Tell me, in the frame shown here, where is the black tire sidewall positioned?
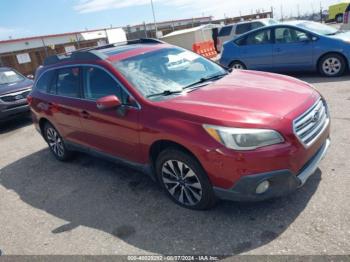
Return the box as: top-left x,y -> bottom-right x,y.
319,54 -> 346,77
230,61 -> 246,70
336,14 -> 343,23
44,122 -> 71,161
155,149 -> 216,210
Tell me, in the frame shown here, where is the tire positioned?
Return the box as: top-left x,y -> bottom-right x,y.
229,61 -> 246,70
155,149 -> 217,210
318,53 -> 347,77
43,122 -> 73,161
336,14 -> 343,23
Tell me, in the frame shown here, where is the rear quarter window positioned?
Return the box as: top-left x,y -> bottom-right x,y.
234,37 -> 247,46
219,26 -> 233,37
35,70 -> 55,93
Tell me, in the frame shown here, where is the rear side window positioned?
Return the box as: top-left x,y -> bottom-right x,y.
218,26 -> 233,37
235,23 -> 252,35
245,29 -> 272,45
35,70 -> 55,92
56,67 -> 80,98
235,37 -> 247,46
83,67 -> 122,101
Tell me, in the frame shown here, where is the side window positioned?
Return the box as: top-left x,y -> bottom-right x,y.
235,23 -> 252,35
275,27 -> 310,44
83,67 -> 122,101
35,70 -> 55,93
235,37 -> 247,46
218,26 -> 233,37
56,67 -> 80,98
251,22 -> 264,30
245,29 -> 272,45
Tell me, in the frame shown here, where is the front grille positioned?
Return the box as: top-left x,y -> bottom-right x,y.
0,90 -> 31,103
293,99 -> 329,147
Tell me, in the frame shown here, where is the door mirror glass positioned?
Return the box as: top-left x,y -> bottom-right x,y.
96,95 -> 121,110
299,35 -> 310,42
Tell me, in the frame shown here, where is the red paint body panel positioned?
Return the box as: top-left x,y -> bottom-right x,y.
30,46 -> 330,191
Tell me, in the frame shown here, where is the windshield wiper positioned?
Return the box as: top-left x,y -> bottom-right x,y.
146,89 -> 183,98
183,73 -> 228,90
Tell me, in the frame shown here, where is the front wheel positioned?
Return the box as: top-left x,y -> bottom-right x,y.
156,149 -> 217,210
319,54 -> 347,77
44,122 -> 73,161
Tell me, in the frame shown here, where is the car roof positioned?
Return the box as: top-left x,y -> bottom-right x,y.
43,38 -> 168,67
224,18 -> 275,27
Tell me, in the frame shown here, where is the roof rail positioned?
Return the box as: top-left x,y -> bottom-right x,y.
43,50 -> 107,66
43,38 -> 164,66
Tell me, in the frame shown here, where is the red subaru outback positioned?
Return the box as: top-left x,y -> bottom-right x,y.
28,39 -> 330,209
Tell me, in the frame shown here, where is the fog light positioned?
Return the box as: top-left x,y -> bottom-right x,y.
256,180 -> 270,194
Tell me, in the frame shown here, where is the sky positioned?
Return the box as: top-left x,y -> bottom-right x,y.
0,0 -> 344,40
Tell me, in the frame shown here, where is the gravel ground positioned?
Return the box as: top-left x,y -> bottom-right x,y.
0,73 -> 349,256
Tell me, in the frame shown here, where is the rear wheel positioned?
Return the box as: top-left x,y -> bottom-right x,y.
156,149 -> 216,210
229,61 -> 246,70
336,14 -> 344,23
44,122 -> 72,161
319,54 -> 346,77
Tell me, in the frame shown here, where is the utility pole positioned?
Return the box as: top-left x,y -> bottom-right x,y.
150,0 -> 158,38
297,4 -> 300,19
320,1 -> 323,23
280,5 -> 284,22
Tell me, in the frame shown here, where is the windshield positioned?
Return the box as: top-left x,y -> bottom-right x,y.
113,47 -> 226,99
295,21 -> 338,35
0,69 -> 25,85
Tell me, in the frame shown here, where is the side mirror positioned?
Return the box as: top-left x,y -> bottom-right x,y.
299,35 -> 310,42
96,95 -> 121,110
27,74 -> 34,80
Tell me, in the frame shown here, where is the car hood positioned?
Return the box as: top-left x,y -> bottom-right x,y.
156,70 -> 320,128
0,78 -> 33,96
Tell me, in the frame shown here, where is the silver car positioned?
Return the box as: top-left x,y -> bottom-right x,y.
217,18 -> 278,52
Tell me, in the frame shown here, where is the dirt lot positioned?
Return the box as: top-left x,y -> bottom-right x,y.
0,73 -> 350,256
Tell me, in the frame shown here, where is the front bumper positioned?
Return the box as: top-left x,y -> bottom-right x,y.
214,139 -> 330,202
0,104 -> 30,121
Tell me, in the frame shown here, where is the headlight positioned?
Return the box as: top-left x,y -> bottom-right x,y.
203,124 -> 284,151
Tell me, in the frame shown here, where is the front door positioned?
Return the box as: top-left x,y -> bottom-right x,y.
78,65 -> 141,163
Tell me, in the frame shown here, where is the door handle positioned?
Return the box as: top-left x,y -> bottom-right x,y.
80,110 -> 90,119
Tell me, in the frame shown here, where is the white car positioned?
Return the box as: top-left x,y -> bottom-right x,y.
216,18 -> 278,52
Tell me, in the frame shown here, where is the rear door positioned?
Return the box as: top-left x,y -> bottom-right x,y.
78,65 -> 141,163
236,28 -> 273,70
272,26 -> 315,71
37,66 -> 85,144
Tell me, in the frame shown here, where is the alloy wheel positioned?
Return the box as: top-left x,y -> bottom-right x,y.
46,127 -> 65,158
322,57 -> 342,76
161,160 -> 203,206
